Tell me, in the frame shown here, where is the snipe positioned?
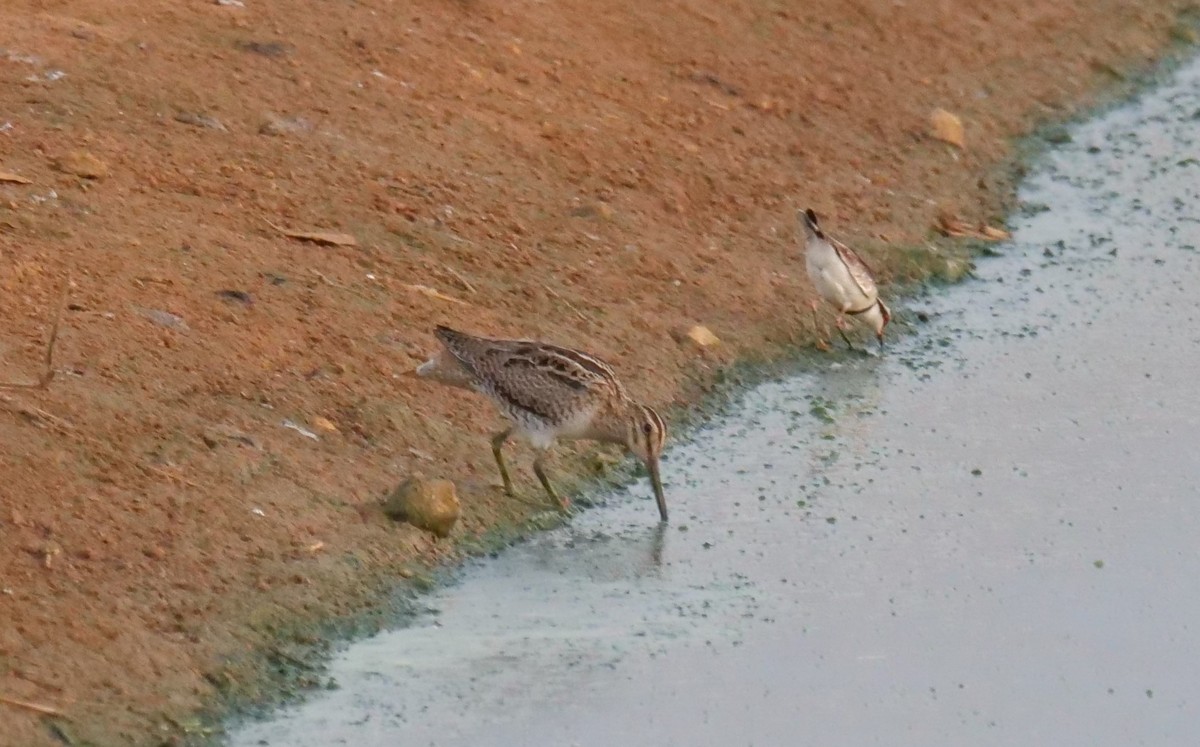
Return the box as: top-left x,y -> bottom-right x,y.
415,326 -> 669,522
800,208 -> 892,350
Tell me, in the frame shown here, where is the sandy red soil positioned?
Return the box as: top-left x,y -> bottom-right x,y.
0,0 -> 1191,743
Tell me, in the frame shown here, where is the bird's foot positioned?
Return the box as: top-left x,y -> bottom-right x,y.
507,492 -> 551,510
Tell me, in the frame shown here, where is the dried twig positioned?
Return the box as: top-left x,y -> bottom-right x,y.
541,283 -> 590,323
0,694 -> 69,719
936,215 -> 1011,241
0,275 -> 69,391
401,284 -> 469,306
0,394 -> 75,432
310,269 -> 373,302
141,464 -> 200,488
265,220 -> 357,247
440,264 -> 476,294
310,269 -> 347,290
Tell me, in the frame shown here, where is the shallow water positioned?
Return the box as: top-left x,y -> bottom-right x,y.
231,56 -> 1200,746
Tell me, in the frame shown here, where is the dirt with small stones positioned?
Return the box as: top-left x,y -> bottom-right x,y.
0,0 -> 1192,744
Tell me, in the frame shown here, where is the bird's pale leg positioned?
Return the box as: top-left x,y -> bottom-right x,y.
809,299 -> 831,350
491,428 -> 515,496
835,315 -> 855,350
532,450 -> 570,513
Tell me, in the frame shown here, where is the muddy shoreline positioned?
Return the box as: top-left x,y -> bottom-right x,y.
235,52 -> 1200,743
227,38 -> 1200,739
0,1 -> 1197,744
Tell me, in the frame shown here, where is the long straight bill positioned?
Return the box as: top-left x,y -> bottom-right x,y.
649,457 -> 668,522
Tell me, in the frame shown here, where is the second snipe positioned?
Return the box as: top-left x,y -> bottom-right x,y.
415,325 -> 670,522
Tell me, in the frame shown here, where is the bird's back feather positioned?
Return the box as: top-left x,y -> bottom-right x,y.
830,238 -> 879,299
433,326 -> 626,429
800,209 -> 879,302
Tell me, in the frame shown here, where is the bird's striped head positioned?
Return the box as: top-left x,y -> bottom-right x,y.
877,299 -> 892,339
625,404 -> 668,522
625,404 -> 666,463
799,208 -> 825,241
864,299 -> 892,348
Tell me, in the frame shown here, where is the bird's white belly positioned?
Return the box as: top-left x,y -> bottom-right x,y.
808,254 -> 869,312
512,405 -> 598,450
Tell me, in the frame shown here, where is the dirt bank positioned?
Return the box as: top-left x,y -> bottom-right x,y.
0,0 -> 1193,744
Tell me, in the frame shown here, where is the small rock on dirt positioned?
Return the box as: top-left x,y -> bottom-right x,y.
310,416 -> 337,433
383,474 -> 460,538
215,289 -> 253,305
174,112 -> 228,132
671,324 -> 720,348
54,151 -> 108,179
936,257 -> 974,282
585,450 -> 621,474
133,306 -> 188,330
569,202 -> 614,220
236,40 -> 291,58
259,114 -> 313,137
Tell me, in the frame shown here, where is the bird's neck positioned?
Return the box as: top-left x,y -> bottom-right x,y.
588,400 -> 632,445
856,303 -> 885,334
807,237 -> 836,259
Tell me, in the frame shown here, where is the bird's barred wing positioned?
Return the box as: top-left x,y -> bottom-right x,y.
435,326 -> 623,422
831,238 -> 879,298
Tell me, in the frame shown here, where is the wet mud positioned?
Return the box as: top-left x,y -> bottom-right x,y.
231,51 -> 1200,747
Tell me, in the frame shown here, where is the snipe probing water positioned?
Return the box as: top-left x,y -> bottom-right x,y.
415,326 -> 669,522
800,208 -> 891,349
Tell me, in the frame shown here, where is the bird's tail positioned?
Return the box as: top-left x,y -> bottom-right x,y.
800,208 -> 824,240
413,357 -> 438,377
412,339 -> 477,390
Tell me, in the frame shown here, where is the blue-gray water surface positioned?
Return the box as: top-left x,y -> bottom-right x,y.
231,56 -> 1200,746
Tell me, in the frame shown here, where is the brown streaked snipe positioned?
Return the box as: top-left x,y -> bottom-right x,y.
414,325 -> 669,522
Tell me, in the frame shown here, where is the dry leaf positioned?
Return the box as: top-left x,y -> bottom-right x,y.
936,218 -> 973,237
401,283 -> 468,305
936,216 -> 1010,241
55,151 -> 108,179
0,171 -> 32,185
753,96 -> 776,112
930,108 -> 965,149
672,324 -> 720,348
686,325 -> 720,347
0,695 -> 67,718
267,221 -> 357,247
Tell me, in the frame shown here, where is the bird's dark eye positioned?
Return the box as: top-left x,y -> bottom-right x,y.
642,422 -> 653,435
